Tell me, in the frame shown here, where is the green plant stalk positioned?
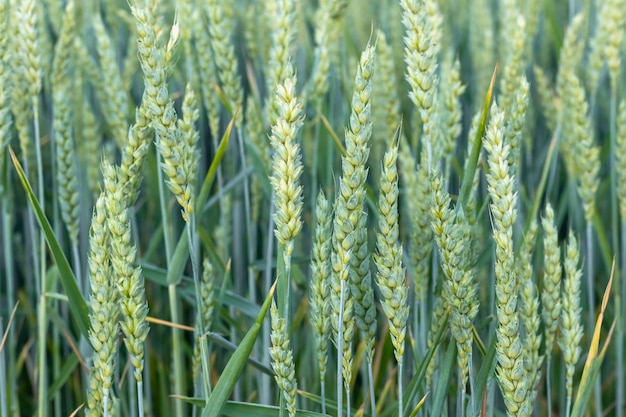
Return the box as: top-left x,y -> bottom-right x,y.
336,278 -> 346,417
262,200 -> 275,405
368,362 -> 376,417
33,95 -> 48,417
276,244 -> 290,322
398,363 -> 404,417
187,212 -> 211,391
618,220 -> 625,417
1,156 -> 16,416
200,333 -> 212,398
547,358 -> 554,417
155,134 -> 183,416
586,221 -> 595,343
37,291 -> 47,417
0,319 -> 6,417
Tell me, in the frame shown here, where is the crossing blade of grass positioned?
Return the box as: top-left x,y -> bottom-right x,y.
46,353 -> 79,401
8,147 -> 90,340
431,341 -> 456,415
473,330 -> 497,408
458,63 -> 497,210
201,281 -> 277,417
571,264 -> 616,417
178,398 -> 331,417
222,401 -> 331,417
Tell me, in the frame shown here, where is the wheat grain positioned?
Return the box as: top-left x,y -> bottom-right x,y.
269,66 -> 305,268
430,172 -> 478,389
93,13 -> 128,148
205,0 -> 243,126
559,231 -> 583,417
309,190 -> 332,412
265,0 -> 297,126
484,101 -> 529,417
85,193 -> 119,417
270,300 -> 298,417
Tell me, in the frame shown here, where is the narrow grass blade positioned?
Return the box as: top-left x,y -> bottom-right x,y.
46,353 -> 79,401
430,341 -> 456,415
201,282 -> 277,417
222,401 -> 331,417
8,147 -> 90,340
178,398 -> 330,417
458,63 -> 498,210
197,113 -> 235,214
474,330 -> 497,405
571,263 -> 616,417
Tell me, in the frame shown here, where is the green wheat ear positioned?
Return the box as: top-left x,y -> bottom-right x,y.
270,299 -> 298,417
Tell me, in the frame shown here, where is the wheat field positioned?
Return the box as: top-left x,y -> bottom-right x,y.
0,0 -> 624,416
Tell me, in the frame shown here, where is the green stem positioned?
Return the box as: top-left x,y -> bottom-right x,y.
547,358 -> 553,417
2,157 -> 17,416
276,244 -> 289,322
137,381 -> 144,417
337,279 -> 346,417
155,133 -> 182,415
37,292 -> 47,417
33,95 -> 47,417
398,362 -> 403,417
368,361 -> 377,417
618,220 -> 625,417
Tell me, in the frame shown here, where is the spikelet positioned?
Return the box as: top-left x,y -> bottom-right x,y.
504,76 -> 529,178
399,143 -> 432,302
401,0 -> 442,160
85,193 -> 119,417
330,43 -> 375,400
102,161 -> 149,383
10,0 -> 41,173
566,72 -> 600,223
205,0 -> 243,126
0,6 -> 10,172
559,232 -> 583,415
516,221 -> 543,407
270,300 -> 298,417
532,66 -> 557,132
265,0 -> 297,126
192,9 -> 221,140
82,101 -> 102,199
484,101 -> 529,417
430,172 -> 478,389
308,0 -> 349,105
161,84 -> 200,221
93,13 -> 128,148
192,257 -> 216,382
499,12 -> 526,118
309,190 -> 333,385
375,144 -> 409,365
438,54 -> 465,168
52,0 -> 79,246
469,0 -> 495,105
269,66 -> 305,268
587,0 -> 626,93
541,204 -> 562,358
372,30 -> 401,177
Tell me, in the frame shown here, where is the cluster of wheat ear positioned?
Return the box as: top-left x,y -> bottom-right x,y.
0,1 -> 623,417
